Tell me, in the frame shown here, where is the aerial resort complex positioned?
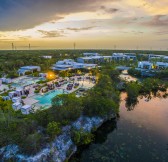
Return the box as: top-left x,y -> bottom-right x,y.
1,51 -> 160,115
0,50 -> 168,162
1,53 -> 99,113
0,0 -> 168,162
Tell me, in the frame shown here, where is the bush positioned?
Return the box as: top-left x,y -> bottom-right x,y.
71,129 -> 94,146
20,132 -> 45,155
21,96 -> 27,99
34,89 -> 40,93
50,94 -> 83,123
128,68 -> 141,77
83,96 -> 118,117
6,72 -> 19,79
37,80 -> 48,84
126,82 -> 141,99
47,122 -> 61,140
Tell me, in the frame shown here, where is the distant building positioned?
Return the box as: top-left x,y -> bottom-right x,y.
112,53 -> 125,61
112,53 -> 137,61
0,78 -> 12,84
124,53 -> 136,56
148,54 -> 165,60
52,59 -> 97,71
138,61 -> 153,70
42,56 -> 52,59
83,53 -> 100,57
164,56 -> 168,62
77,57 -> 93,64
18,66 -> 41,76
156,62 -> 168,69
77,56 -> 104,64
138,61 -> 168,70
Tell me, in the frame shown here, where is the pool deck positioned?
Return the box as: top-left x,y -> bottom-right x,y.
0,85 -> 9,93
23,97 -> 38,105
11,76 -> 42,88
22,74 -> 96,111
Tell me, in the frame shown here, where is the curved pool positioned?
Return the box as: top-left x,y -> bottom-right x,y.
34,89 -> 63,105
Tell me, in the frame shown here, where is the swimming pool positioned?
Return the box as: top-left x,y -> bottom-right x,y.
34,89 -> 63,105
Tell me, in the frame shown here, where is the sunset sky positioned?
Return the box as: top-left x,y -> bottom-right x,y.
0,0 -> 168,50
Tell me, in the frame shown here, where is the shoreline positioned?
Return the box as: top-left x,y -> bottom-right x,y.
0,114 -> 117,162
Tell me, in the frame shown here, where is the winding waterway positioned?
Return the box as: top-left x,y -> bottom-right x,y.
70,93 -> 168,162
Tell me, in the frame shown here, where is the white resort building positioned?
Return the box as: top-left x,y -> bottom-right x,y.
42,56 -> 52,59
138,61 -> 154,70
77,52 -> 113,64
83,53 -> 100,57
21,105 -> 32,115
18,66 -> 41,76
112,53 -> 137,61
138,61 -> 168,70
0,78 -> 12,84
156,62 -> 168,69
52,59 -> 97,71
77,56 -> 104,64
148,54 -> 164,60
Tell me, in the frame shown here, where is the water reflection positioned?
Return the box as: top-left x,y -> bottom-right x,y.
125,97 -> 139,111
71,93 -> 168,162
125,90 -> 168,111
69,119 -> 118,162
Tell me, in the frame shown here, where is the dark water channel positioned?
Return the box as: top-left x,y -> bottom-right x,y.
70,93 -> 168,162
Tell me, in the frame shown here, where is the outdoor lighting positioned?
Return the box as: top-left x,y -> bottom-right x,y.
47,72 -> 55,79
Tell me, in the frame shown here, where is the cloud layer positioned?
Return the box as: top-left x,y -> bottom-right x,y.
0,0 -> 113,31
0,0 -> 168,50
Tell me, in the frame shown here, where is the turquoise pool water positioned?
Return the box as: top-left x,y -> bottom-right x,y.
34,89 -> 63,105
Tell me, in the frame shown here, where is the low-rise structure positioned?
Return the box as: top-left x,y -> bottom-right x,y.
138,61 -> 153,70
42,56 -> 52,59
77,56 -> 104,64
148,54 -> 168,61
83,53 -> 100,57
112,53 -> 125,60
39,73 -> 47,78
21,105 -> 32,115
0,78 -> 12,84
52,59 -> 96,71
18,66 -> 41,76
12,97 -> 21,103
163,56 -> 168,62
156,62 -> 168,69
112,53 -> 137,61
138,61 -> 168,70
12,102 -> 22,111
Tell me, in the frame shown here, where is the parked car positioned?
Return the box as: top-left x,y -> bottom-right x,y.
67,86 -> 72,90
56,84 -> 61,87
74,83 -> 79,86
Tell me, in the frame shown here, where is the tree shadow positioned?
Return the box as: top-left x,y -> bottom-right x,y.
94,119 -> 117,144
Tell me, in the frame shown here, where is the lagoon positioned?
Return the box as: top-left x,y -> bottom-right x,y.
71,93 -> 168,162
